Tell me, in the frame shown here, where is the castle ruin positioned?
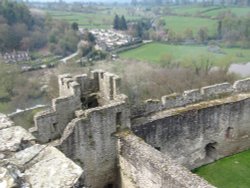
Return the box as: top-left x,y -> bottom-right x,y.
19,70 -> 250,187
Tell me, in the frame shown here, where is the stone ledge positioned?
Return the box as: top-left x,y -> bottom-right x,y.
0,114 -> 83,188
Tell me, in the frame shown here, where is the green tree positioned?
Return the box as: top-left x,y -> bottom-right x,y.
120,15 -> 128,30
71,22 -> 78,31
113,14 -> 120,30
217,20 -> 222,40
196,27 -> 208,44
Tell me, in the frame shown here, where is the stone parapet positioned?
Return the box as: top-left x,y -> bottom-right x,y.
131,78 -> 250,118
118,132 -> 215,188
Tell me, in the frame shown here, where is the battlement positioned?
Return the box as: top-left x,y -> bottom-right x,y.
32,70 -> 126,144
30,70 -> 250,188
58,70 -> 122,101
131,78 -> 250,118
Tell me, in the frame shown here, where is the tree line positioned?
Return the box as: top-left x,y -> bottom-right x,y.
131,0 -> 250,6
113,15 -> 128,30
0,0 -> 80,56
217,11 -> 250,48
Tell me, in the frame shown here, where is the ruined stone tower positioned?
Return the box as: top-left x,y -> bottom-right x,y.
31,70 -> 130,188
31,70 -> 250,188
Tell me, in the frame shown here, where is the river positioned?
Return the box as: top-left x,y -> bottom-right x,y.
228,62 -> 250,77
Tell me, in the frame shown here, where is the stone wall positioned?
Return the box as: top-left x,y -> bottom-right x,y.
132,92 -> 250,169
131,78 -> 250,118
56,101 -> 131,188
0,113 -> 83,188
31,70 -> 250,188
32,70 -> 123,143
118,132 -> 214,188
32,70 -> 130,188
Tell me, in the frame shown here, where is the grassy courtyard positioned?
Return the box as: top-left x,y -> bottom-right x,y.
119,42 -> 250,67
193,149 -> 250,188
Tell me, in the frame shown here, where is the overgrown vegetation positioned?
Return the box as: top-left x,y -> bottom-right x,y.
48,59 -> 238,104
218,11 -> 250,48
0,61 -> 50,113
0,2 -> 249,116
10,107 -> 46,130
0,0 -> 80,56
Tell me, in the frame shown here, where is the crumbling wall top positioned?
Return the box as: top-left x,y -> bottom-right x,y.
131,78 -> 250,118
118,132 -> 215,188
0,113 -> 83,188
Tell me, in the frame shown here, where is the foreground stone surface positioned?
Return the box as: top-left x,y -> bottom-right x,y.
0,113 -> 83,188
118,132 -> 215,188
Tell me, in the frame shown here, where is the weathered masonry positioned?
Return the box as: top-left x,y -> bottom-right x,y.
31,70 -> 250,188
32,70 -> 131,188
131,79 -> 250,169
0,113 -> 82,188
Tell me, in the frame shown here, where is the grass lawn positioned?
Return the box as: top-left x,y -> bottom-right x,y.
193,149 -> 250,188
119,42 -> 250,67
162,16 -> 217,37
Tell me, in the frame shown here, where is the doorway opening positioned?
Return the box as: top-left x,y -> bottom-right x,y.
205,142 -> 217,159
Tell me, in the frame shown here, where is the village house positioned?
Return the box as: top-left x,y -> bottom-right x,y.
90,29 -> 138,51
0,51 -> 31,63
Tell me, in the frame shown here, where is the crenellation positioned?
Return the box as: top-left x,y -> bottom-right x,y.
69,81 -> 81,96
145,99 -> 162,114
32,70 -> 131,187
131,80 -> 250,118
91,69 -> 103,80
30,70 -> 250,188
233,78 -> 250,92
183,89 -> 202,103
59,74 -> 73,96
74,74 -> 89,94
201,82 -> 233,98
101,72 -> 114,100
161,93 -> 184,109
113,75 -> 121,96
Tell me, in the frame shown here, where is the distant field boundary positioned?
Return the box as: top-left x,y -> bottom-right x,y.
115,41 -> 145,54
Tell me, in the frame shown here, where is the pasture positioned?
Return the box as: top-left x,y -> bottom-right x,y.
119,42 -> 250,67
162,16 -> 217,36
193,149 -> 250,188
47,8 -> 141,29
171,6 -> 250,17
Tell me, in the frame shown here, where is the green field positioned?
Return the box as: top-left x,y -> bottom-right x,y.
163,16 -> 217,36
193,149 -> 250,188
119,42 -> 250,67
47,9 -> 141,29
172,6 -> 250,17
203,7 -> 250,17
47,10 -> 113,29
172,6 -> 219,15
